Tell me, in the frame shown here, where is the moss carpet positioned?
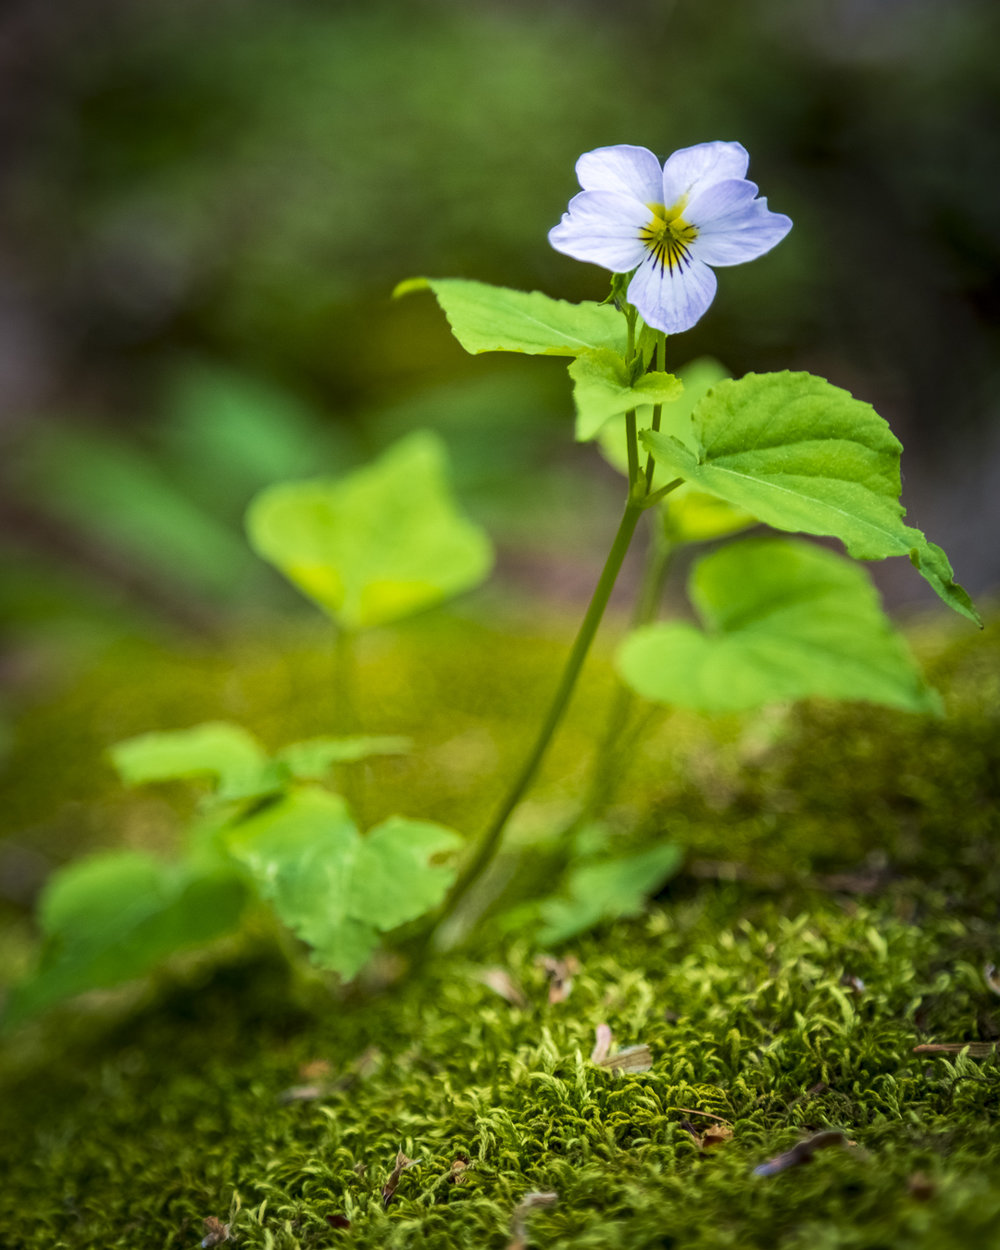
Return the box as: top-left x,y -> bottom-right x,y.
1,611 -> 998,1248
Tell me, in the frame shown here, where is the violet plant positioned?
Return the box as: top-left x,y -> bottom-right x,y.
3,142 -> 979,1028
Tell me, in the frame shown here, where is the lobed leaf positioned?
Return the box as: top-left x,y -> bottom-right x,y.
245,430 -> 493,630
568,348 -> 682,441
395,277 -> 627,357
617,537 -> 943,714
225,789 -> 461,979
640,371 -> 979,623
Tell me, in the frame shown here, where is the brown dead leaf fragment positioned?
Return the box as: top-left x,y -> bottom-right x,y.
913,1042 -> 998,1057
753,1130 -> 850,1177
507,1191 -> 558,1250
446,1155 -> 470,1185
299,1058 -> 333,1080
984,964 -> 1000,997
596,1043 -> 652,1074
679,1117 -> 734,1150
326,1214 -> 351,1230
590,1023 -> 613,1064
201,1217 -> 230,1247
382,1150 -> 418,1207
537,955 -> 580,1004
479,967 -> 529,1009
907,1172 -> 936,1202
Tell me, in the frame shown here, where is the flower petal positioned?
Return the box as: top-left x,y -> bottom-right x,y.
548,191 -> 650,272
690,188 -> 793,267
661,141 -> 750,208
626,253 -> 718,335
575,145 -> 663,204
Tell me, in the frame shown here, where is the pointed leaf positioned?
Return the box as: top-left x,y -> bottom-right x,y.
395,277 -> 627,357
641,372 -> 979,623
246,430 -> 493,629
4,853 -> 248,1027
616,537 -> 942,714
568,348 -> 682,441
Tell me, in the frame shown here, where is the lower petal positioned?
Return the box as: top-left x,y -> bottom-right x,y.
627,254 -> 718,335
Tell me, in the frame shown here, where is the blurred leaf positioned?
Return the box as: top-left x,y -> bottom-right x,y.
641,372 -> 979,623
568,348 -> 682,441
396,278 -> 627,357
275,735 -> 412,779
225,789 -> 461,979
538,842 -> 683,944
159,361 -> 358,517
245,430 -> 493,629
598,357 -> 754,543
110,722 -> 283,801
617,537 -> 942,715
3,852 -> 248,1029
18,427 -> 255,599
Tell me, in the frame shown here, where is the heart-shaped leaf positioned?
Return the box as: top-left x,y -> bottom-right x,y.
616,537 -> 942,714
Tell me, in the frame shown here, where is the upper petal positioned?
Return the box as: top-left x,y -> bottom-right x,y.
660,141 -> 750,208
575,145 -> 664,204
689,190 -> 793,267
548,190 -> 650,272
626,253 -> 718,335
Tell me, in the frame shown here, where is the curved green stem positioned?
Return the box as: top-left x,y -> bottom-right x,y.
437,498 -> 645,925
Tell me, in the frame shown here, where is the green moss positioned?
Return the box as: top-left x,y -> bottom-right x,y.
2,610 -> 999,1247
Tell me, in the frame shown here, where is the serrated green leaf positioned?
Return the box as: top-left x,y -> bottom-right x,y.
110,722 -> 284,801
537,842 -> 683,945
617,537 -> 942,715
225,789 -> 461,979
245,430 -> 493,630
568,348 -> 682,441
598,357 -> 755,542
3,852 -> 248,1028
641,372 -> 979,623
275,735 -> 412,780
395,277 -> 627,357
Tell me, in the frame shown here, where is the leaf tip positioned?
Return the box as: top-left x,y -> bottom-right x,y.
392,277 -> 430,300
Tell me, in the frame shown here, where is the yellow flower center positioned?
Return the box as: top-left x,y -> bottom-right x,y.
640,198 -> 698,273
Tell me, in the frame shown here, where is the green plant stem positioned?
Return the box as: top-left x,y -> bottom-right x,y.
643,333 -> 668,492
334,626 -> 364,821
436,497 -> 646,927
580,522 -> 674,822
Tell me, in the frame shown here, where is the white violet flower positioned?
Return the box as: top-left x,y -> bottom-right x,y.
548,141 -> 792,335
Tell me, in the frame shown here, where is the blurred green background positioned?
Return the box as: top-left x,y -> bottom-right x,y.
0,0 -> 998,922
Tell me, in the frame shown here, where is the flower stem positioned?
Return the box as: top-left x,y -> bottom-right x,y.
334,625 -> 364,822
435,497 -> 645,928
580,521 -> 674,821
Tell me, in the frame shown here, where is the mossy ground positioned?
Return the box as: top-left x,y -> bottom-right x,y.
1,606 -> 999,1248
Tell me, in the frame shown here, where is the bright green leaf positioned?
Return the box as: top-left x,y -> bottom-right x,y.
568,348 -> 682,441
641,372 -> 979,623
395,277 -> 627,357
3,853 -> 248,1028
275,735 -> 412,780
245,430 -> 493,629
598,357 -> 755,542
110,722 -> 283,801
617,537 -> 942,715
538,842 -> 683,944
225,789 -> 461,979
